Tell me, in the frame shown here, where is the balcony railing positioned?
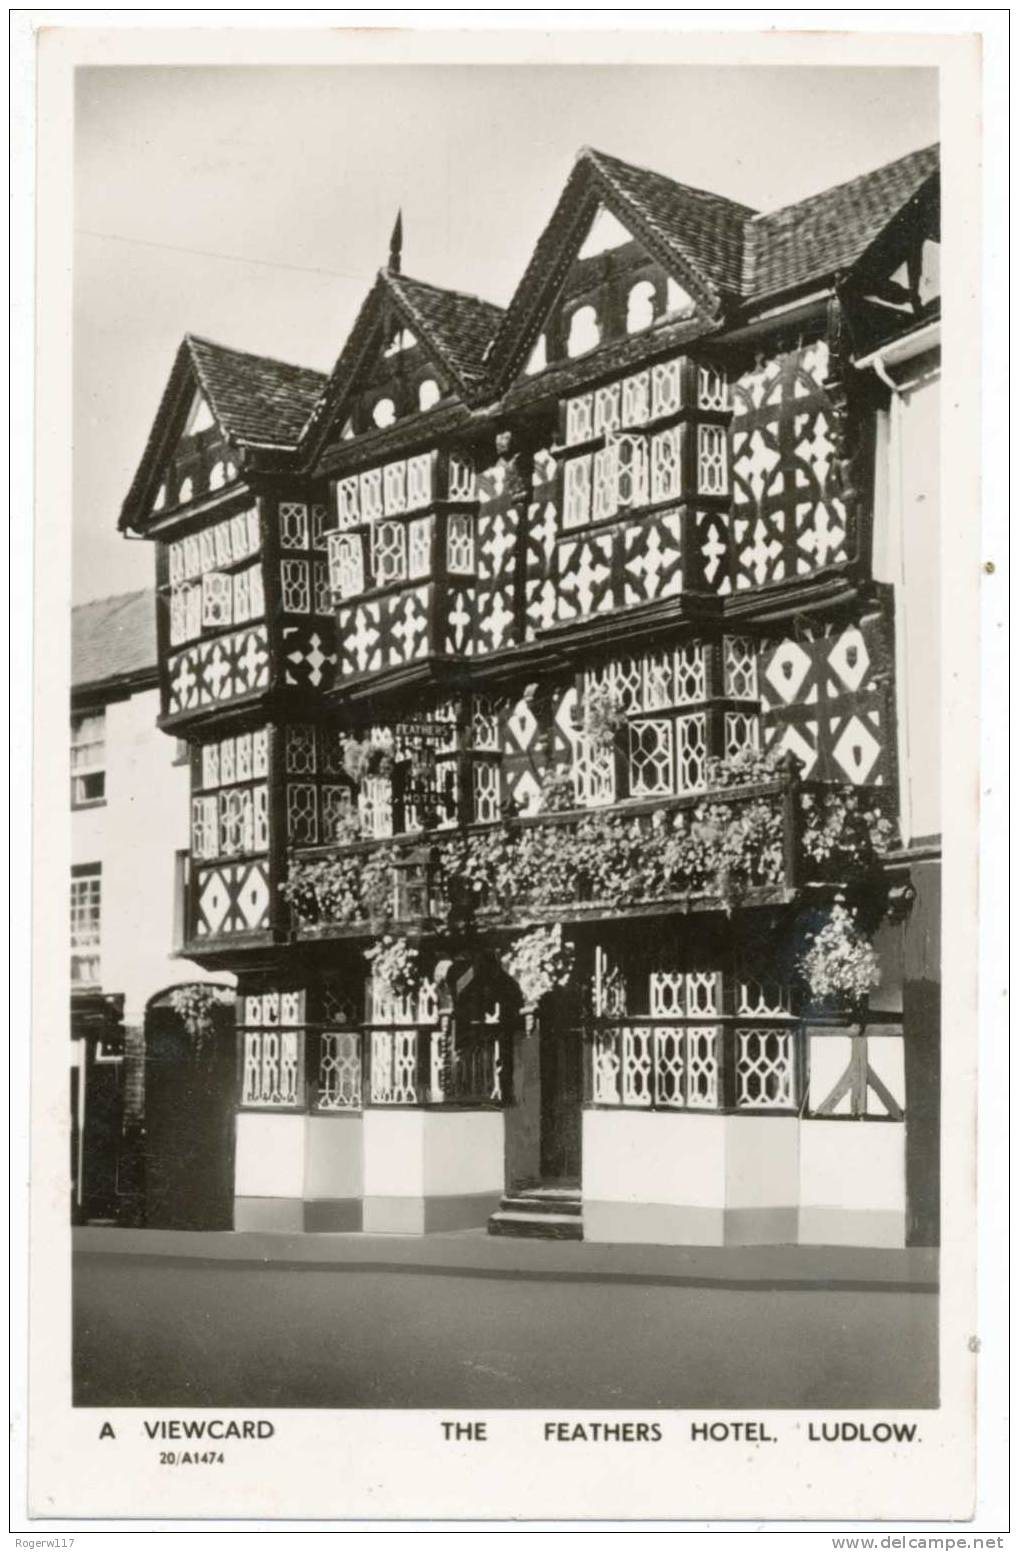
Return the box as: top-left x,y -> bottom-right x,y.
285,770 -> 890,938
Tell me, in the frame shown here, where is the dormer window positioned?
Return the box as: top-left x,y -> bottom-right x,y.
626,280 -> 656,334
566,304 -> 600,359
372,397 -> 396,429
418,378 -> 441,412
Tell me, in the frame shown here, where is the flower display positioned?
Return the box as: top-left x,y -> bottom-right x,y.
502,924 -> 575,1013
364,935 -> 421,999
799,904 -> 881,1006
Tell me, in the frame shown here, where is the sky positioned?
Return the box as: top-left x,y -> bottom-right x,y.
73,63 -> 938,603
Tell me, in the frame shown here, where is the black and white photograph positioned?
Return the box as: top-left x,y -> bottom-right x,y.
18,18 -> 999,1528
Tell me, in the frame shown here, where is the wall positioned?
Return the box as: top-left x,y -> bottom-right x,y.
582,1110 -> 905,1247
871,356 -> 941,845
72,685 -> 231,1029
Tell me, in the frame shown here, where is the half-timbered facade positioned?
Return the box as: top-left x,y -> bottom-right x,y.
119,142 -> 941,1245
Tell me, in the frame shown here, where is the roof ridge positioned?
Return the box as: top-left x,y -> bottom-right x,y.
184,331 -> 327,380
387,270 -> 504,317
582,145 -> 759,217
751,141 -> 940,224
72,586 -> 152,612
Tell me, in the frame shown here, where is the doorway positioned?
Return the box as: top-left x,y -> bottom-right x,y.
538,999 -> 582,1184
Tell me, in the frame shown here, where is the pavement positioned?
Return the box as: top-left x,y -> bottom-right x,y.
73,1227 -> 938,1410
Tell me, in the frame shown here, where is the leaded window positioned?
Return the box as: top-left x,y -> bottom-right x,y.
593,383 -> 621,437
446,514 -> 475,574
313,560 -> 332,615
241,1028 -> 303,1108
336,477 -> 361,529
202,571 -> 233,629
592,444 -> 619,523
675,711 -> 708,793
286,783 -> 318,844
190,794 -> 218,859
373,520 -> 407,585
401,452 -> 429,508
408,517 -> 432,579
697,424 -> 728,494
328,532 -> 364,600
651,358 -> 683,418
616,434 -> 648,509
472,759 -> 501,824
650,424 -> 683,502
383,461 -> 407,516
279,501 -> 309,550
723,636 -> 759,700
281,558 -> 310,613
448,453 -> 475,502
697,364 -> 728,411
563,454 -> 593,530
359,468 -> 384,523
628,718 -> 674,796
724,710 -> 760,760
285,725 -> 317,776
565,393 -> 594,446
737,1029 -> 795,1109
621,370 -> 650,427
317,1030 -> 362,1111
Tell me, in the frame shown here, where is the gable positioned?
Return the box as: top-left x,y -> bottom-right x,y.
149,387 -> 238,517
513,197 -> 703,384
333,306 -> 457,441
842,180 -> 940,354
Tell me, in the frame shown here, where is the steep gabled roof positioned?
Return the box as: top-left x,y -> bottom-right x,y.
300,268 -> 504,456
119,335 -> 327,531
745,143 -> 940,301
584,148 -> 755,299
488,145 -> 756,386
386,273 -> 504,392
186,334 -> 327,447
72,589 -> 157,694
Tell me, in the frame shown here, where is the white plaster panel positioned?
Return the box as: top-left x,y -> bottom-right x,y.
421,1110 -> 504,1196
725,1116 -> 799,1209
866,1036 -> 906,1114
582,1111 -> 727,1207
807,1034 -> 853,1113
304,1115 -> 364,1198
799,1119 -> 906,1213
362,1109 -> 425,1197
234,1113 -> 305,1199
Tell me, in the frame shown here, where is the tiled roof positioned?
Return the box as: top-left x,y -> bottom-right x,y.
72,589 -> 157,691
386,273 -> 505,392
185,335 -> 328,448
584,147 -> 756,302
744,144 -> 940,300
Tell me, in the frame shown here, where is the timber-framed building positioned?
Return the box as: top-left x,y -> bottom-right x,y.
118,143 -> 941,1245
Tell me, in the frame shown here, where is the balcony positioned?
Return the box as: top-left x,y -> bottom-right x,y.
283,767 -> 892,941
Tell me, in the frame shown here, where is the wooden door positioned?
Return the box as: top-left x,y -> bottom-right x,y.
539,1004 -> 582,1184
143,1003 -> 236,1230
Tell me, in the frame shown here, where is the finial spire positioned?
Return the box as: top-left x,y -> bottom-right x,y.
388,209 -> 403,275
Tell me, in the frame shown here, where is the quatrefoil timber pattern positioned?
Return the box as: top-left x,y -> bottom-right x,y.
730,342 -> 850,591
758,611 -> 893,785
337,587 -> 431,679
555,507 -> 684,624
167,624 -> 270,714
283,624 -> 338,691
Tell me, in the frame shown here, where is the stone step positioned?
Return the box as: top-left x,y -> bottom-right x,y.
499,1193 -> 582,1217
487,1210 -> 583,1241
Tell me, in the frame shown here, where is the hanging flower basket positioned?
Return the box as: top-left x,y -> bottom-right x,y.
798,904 -> 880,1011
502,923 -> 575,1015
579,683 -> 628,752
168,984 -> 235,1056
364,935 -> 421,1000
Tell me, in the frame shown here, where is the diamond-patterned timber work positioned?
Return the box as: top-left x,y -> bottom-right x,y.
557,508 -> 682,624
759,610 -> 893,785
194,860 -> 271,937
731,342 -> 849,590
